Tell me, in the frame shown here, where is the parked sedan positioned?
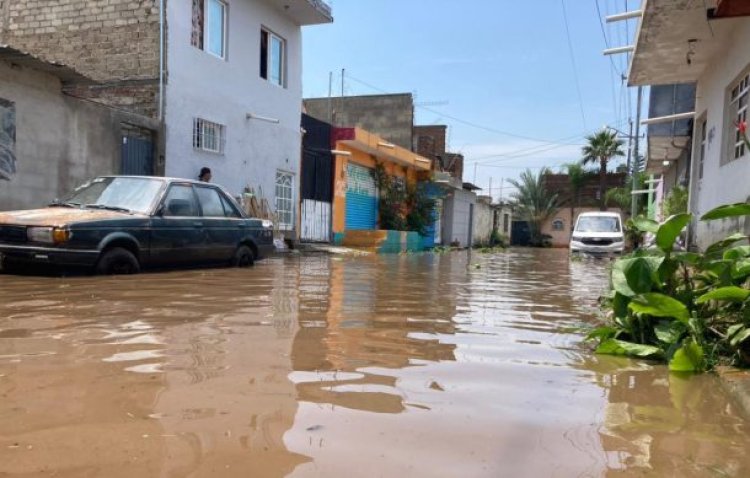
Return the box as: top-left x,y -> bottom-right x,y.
0,176 -> 274,274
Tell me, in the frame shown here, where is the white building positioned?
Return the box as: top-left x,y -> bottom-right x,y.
165,0 -> 332,239
629,0 -> 750,250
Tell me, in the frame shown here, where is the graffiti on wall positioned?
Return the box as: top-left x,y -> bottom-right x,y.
0,98 -> 16,181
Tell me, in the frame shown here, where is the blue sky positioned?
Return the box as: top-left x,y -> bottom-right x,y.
302,0 -> 640,199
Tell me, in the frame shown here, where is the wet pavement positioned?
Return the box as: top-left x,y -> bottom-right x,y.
1,248 -> 750,477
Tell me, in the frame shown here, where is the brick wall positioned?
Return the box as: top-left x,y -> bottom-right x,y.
0,0 -> 161,117
413,125 -> 447,159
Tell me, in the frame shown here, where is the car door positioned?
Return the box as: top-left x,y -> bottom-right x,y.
194,185 -> 239,262
150,183 -> 205,265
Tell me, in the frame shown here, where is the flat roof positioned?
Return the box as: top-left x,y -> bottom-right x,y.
0,45 -> 94,84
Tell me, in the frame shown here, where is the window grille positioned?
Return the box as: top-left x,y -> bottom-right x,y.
193,118 -> 225,154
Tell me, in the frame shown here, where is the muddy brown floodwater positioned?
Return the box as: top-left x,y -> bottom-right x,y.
2,248 -> 750,477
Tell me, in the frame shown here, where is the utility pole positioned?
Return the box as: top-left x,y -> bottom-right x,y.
327,71 -> 333,123
341,68 -> 345,97
473,163 -> 478,184
489,177 -> 493,202
626,119 -> 633,175
499,178 -> 504,203
632,86 -> 643,218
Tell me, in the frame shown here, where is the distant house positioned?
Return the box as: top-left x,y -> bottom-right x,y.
627,0 -> 750,250
304,93 -> 482,248
540,172 -> 626,247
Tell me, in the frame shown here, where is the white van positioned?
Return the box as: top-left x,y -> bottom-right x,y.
570,212 -> 625,255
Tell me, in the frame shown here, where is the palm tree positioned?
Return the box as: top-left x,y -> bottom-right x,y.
563,163 -> 592,231
509,168 -> 559,246
581,129 -> 625,210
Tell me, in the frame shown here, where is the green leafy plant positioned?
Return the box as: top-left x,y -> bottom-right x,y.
587,203 -> 750,372
490,230 -> 509,248
663,186 -> 689,217
371,163 -> 435,235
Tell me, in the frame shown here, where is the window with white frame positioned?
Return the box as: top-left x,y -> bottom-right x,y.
260,29 -> 286,87
193,118 -> 225,154
275,171 -> 294,231
698,118 -> 707,180
729,72 -> 749,161
191,0 -> 227,59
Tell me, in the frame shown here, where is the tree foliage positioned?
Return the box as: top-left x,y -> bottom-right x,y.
372,163 -> 435,235
509,168 -> 558,246
581,130 -> 625,210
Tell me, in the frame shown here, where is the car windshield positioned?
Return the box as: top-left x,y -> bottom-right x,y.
63,177 -> 164,214
575,216 -> 621,233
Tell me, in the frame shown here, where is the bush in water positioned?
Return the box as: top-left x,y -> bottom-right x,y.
588,202 -> 750,372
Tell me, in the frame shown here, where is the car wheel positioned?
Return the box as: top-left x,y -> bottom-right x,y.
96,247 -> 141,275
231,245 -> 255,268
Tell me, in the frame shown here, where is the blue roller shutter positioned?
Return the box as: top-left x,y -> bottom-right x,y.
346,163 -> 378,230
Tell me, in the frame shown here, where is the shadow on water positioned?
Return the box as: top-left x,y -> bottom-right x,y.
1,249 -> 750,476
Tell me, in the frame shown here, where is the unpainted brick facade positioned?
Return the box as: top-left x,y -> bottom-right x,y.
413,125 -> 447,160
0,0 -> 161,117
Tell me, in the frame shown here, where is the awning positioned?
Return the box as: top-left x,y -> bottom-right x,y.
333,127 -> 432,172
646,136 -> 691,173
268,0 -> 333,26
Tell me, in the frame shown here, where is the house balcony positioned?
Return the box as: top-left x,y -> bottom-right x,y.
628,0 -> 741,86
267,0 -> 333,26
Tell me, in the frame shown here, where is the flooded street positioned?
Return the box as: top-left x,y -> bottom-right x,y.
2,248 -> 750,477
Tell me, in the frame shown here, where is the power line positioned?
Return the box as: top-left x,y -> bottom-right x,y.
466,117 -> 629,165
595,0 -> 625,77
560,0 -> 588,130
345,72 -> 593,146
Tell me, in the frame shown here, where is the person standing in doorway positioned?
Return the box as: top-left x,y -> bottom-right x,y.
199,167 -> 212,182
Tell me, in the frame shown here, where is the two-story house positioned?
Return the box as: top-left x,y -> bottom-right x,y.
0,0 -> 332,239
627,0 -> 750,250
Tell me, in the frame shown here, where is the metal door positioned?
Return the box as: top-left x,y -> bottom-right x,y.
121,136 -> 154,176
345,163 -> 378,230
301,199 -> 332,242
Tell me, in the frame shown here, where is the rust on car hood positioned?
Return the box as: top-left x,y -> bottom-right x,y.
0,208 -> 139,227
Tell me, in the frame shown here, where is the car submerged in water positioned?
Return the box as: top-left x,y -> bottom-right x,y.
569,211 -> 625,256
0,176 -> 274,274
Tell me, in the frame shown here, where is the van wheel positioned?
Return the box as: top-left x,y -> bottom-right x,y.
231,245 -> 255,267
96,247 -> 141,275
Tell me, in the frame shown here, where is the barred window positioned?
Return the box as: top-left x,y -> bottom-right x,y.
730,73 -> 749,161
275,171 -> 294,231
193,118 -> 225,154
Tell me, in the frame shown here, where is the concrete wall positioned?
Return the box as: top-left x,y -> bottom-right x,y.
472,200 -> 494,246
0,59 -> 156,210
690,20 -> 750,250
442,188 -> 476,248
304,94 -> 414,150
497,206 -> 513,237
165,0 -> 304,237
0,0 -> 161,117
